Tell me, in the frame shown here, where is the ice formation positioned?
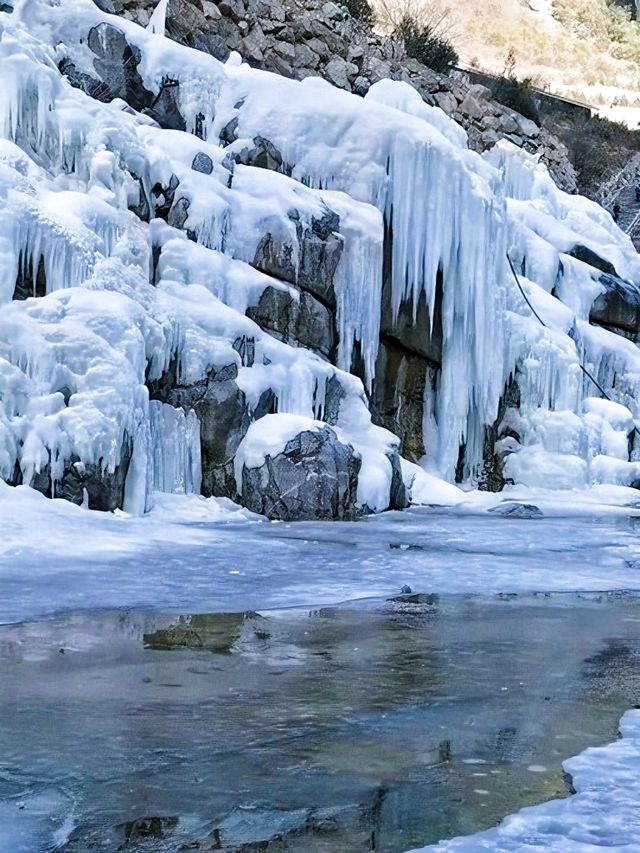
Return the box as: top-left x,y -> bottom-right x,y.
1,0 -> 640,516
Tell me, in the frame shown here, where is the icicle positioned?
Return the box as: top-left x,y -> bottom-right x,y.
149,401 -> 202,495
147,0 -> 170,36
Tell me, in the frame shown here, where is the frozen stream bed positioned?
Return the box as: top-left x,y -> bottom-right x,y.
1,593 -> 639,852
2,484 -> 640,851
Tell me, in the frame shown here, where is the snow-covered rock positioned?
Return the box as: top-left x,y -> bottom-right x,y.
235,412 -> 407,519
235,414 -> 361,520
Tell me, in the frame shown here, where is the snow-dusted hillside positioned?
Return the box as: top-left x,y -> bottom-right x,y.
2,0 -> 640,519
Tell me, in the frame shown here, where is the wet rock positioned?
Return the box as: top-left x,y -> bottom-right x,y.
144,78 -> 187,131
488,502 -> 544,519
252,232 -> 297,285
323,373 -> 346,426
568,244 -> 618,277
386,592 -> 439,608
122,816 -> 179,841
13,254 -> 46,300
240,426 -> 361,520
61,814 -> 179,851
17,440 -> 133,512
372,339 -> 433,462
251,210 -> 343,309
298,211 -> 343,305
234,135 -> 289,174
167,195 -> 191,230
198,801 -> 375,851
220,115 -> 240,145
152,173 -> 181,222
387,450 -> 409,510
144,612 -> 262,653
479,376 -> 521,492
148,361 -> 252,498
86,23 -> 154,112
380,270 -> 443,366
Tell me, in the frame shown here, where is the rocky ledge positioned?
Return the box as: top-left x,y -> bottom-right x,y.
102,0 -> 577,192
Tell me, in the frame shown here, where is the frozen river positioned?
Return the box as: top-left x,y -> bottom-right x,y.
2,486 -> 640,851
1,592 -> 639,852
3,484 -> 640,625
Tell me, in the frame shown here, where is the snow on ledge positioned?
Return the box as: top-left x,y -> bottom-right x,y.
410,708 -> 640,852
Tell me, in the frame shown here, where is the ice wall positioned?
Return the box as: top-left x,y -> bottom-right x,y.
1,0 -> 640,512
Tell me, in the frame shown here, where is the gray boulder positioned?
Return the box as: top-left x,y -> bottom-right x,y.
191,151 -> 214,175
240,425 -> 361,520
590,273 -> 640,339
233,135 -> 289,174
87,23 -> 154,113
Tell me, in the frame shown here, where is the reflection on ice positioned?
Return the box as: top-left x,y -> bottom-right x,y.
0,593 -> 638,852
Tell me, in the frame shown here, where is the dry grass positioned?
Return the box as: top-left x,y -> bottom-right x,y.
371,0 -> 640,107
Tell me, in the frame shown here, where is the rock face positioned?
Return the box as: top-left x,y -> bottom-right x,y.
60,22 -> 153,113
111,0 -> 577,192
373,340 -> 433,462
249,210 -> 343,308
148,361 -> 257,499
239,426 -> 361,520
247,285 -> 335,357
13,445 -> 133,512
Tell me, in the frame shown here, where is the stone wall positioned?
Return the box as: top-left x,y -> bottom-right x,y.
102,0 -> 578,192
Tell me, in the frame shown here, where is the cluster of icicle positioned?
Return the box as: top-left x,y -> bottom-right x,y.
2,0 -> 640,513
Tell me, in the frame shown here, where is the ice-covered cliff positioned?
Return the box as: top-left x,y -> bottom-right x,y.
2,0 -> 640,519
